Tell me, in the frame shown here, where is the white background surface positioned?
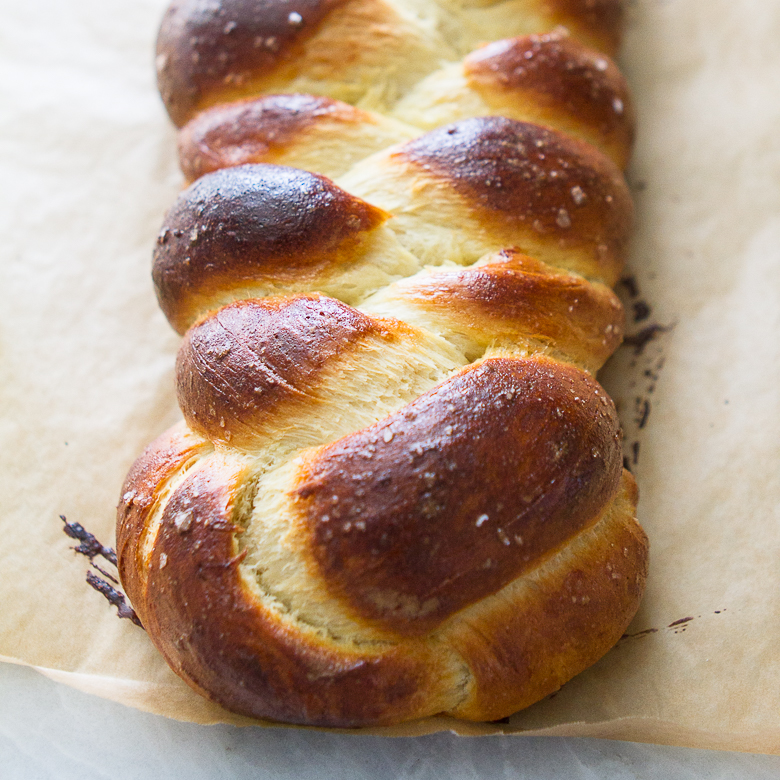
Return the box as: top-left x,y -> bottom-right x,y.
3,662 -> 780,779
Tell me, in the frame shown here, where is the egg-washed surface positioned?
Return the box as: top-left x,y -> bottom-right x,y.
119,0 -> 648,728
157,0 -> 625,126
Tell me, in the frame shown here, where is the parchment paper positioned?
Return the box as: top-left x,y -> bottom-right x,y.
2,0 -> 778,754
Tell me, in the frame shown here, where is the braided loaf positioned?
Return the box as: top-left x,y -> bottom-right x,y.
117,0 -> 648,727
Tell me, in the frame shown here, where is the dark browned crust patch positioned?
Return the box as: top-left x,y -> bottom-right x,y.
178,94 -> 376,182
176,295 -> 387,446
157,0 -> 349,126
465,33 -> 634,168
395,117 -> 632,283
152,164 -> 387,334
295,355 -> 623,634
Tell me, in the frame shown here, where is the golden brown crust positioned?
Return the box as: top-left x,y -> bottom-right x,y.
382,249 -> 624,371
174,33 -> 634,181
395,117 -> 632,285
294,355 -> 623,634
157,0 -> 624,127
177,94 -> 386,182
156,0 -> 455,126
446,472 -> 647,720
138,454 -> 464,727
118,428 -> 643,727
464,33 -> 634,168
116,423 -> 211,627
152,117 -> 632,334
157,0 -> 349,126
176,295 -> 393,447
152,164 -> 387,334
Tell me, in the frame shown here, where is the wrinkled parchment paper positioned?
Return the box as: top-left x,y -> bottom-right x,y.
2,0 -> 779,754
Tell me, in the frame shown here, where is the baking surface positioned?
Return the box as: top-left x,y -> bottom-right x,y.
1,0 -> 779,753
5,664 -> 780,779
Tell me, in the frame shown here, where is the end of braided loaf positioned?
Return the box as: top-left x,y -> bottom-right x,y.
119,0 -> 648,727
157,0 -> 624,126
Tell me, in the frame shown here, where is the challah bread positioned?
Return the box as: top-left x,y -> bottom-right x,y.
156,0 -> 624,127
176,30 -> 634,182
117,0 -> 648,727
155,118 -> 631,335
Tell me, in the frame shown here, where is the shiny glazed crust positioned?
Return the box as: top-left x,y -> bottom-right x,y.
119,0 -> 649,727
157,0 -> 624,127
118,330 -> 646,726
